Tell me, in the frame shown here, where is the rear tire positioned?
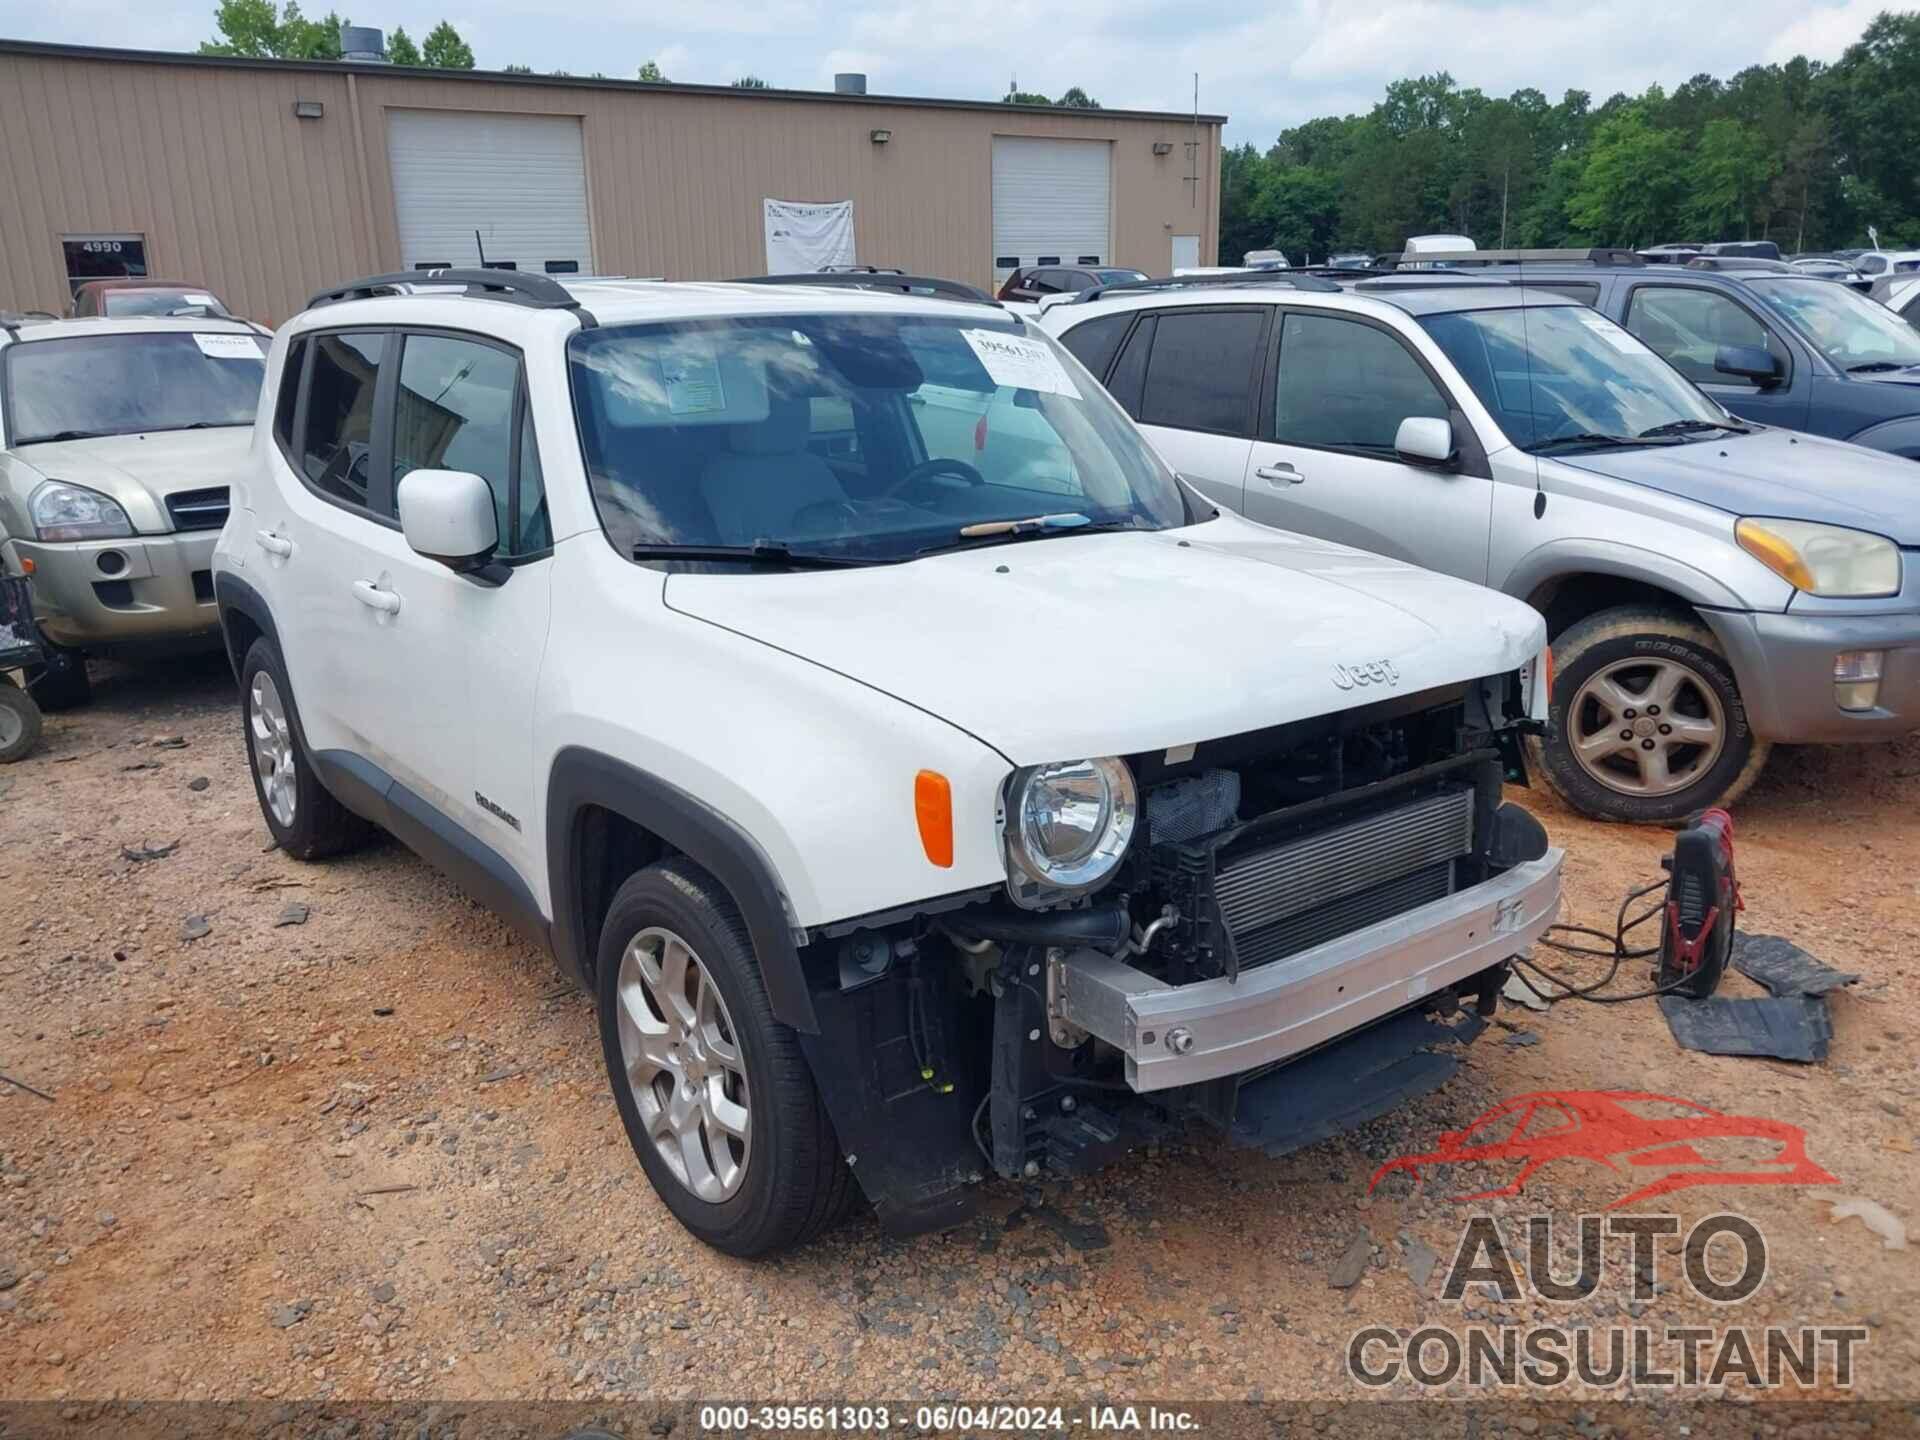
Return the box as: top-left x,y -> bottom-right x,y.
1533,606 -> 1769,824
596,859 -> 856,1256
0,683 -> 42,763
25,648 -> 90,711
238,637 -> 368,859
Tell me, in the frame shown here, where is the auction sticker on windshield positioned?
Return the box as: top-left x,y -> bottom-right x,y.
963,329 -> 1080,398
1572,310 -> 1655,358
192,332 -> 261,360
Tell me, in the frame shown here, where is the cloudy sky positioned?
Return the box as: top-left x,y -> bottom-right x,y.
0,0 -> 1897,143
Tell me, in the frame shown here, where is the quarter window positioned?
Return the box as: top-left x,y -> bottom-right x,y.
515,406 -> 551,554
1138,309 -> 1265,435
1057,313 -> 1132,381
392,334 -> 519,544
1624,287 -> 1773,386
300,332 -> 385,510
273,338 -> 307,453
1274,313 -> 1448,454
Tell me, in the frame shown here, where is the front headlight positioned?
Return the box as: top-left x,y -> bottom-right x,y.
1004,757 -> 1138,894
1736,518 -> 1900,598
30,481 -> 134,542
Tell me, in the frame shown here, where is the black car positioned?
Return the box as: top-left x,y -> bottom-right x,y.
997,264 -> 1150,302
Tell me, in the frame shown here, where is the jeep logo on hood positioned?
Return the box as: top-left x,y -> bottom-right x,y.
1332,658 -> 1401,690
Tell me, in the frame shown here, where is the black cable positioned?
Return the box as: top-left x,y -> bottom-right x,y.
1514,878 -> 1697,1005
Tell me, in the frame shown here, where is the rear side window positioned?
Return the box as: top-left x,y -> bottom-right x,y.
1138,309 -> 1265,435
1057,314 -> 1132,381
301,332 -> 385,510
273,338 -> 307,452
1274,313 -> 1448,454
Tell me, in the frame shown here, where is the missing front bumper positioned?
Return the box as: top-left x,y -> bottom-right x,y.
1050,848 -> 1565,1091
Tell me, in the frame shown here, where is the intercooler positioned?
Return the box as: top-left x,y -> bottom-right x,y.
1213,786 -> 1475,972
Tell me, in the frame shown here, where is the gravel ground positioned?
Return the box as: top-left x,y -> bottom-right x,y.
1,654 -> 1917,1410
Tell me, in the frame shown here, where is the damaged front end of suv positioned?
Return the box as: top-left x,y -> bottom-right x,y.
800,664 -> 1562,1236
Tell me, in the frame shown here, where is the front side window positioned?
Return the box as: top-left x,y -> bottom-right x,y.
1274,313 -> 1449,454
1623,286 -> 1774,386
300,332 -> 385,509
568,312 -> 1185,562
1747,276 -> 1920,373
393,334 -> 519,539
1421,303 -> 1728,451
4,332 -> 265,445
1138,308 -> 1265,435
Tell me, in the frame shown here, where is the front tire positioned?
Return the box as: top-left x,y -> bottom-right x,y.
238,637 -> 368,859
596,859 -> 856,1256
0,681 -> 42,763
1534,607 -> 1769,824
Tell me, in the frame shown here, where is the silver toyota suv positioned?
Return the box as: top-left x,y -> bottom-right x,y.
1039,269 -> 1920,822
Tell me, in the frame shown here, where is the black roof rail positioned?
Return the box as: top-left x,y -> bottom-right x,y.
1350,276 -> 1516,291
307,268 -> 597,325
817,264 -> 907,275
0,310 -> 57,338
1683,256 -> 1795,274
732,272 -> 999,305
1074,270 -> 1341,303
1389,247 -> 1645,269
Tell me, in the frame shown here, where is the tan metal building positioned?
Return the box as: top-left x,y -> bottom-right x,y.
0,40 -> 1223,323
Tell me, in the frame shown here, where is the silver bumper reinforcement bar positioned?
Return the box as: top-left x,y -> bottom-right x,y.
1049,849 -> 1565,1092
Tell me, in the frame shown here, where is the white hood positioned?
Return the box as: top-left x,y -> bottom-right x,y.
663,511 -> 1545,764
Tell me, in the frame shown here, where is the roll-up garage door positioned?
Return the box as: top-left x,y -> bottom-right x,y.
992,136 -> 1111,283
387,110 -> 593,275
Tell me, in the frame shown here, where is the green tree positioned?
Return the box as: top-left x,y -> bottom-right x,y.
199,0 -> 346,58
1250,165 -> 1341,262
384,23 -> 418,64
420,19 -> 473,68
1821,11 -> 1920,230
1565,108 -> 1686,244
1003,89 -> 1052,105
1057,86 -> 1100,109
1684,118 -> 1776,238
501,63 -> 532,73
637,59 -> 666,82
731,74 -> 769,88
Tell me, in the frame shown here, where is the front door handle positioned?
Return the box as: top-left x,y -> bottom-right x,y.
351,579 -> 402,616
255,529 -> 293,557
1255,463 -> 1305,486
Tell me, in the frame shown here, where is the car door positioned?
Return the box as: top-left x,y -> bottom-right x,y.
1619,281 -> 1810,431
383,328 -> 553,869
1100,305 -> 1269,512
1239,309 -> 1493,584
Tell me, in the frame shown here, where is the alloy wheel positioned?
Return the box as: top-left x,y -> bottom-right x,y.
615,926 -> 752,1202
1567,657 -> 1725,797
248,671 -> 297,827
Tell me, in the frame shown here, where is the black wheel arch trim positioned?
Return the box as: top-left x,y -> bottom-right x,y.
212,571 -> 282,682
546,746 -> 818,1034
309,747 -> 552,954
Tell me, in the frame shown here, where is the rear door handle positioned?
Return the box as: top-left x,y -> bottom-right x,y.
1255,463 -> 1305,486
351,579 -> 402,616
255,530 -> 293,557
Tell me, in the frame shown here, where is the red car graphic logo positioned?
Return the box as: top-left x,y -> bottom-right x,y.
1369,1089 -> 1838,1209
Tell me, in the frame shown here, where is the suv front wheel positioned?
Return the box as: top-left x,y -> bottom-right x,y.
1535,606 -> 1770,824
596,859 -> 856,1256
239,637 -> 369,859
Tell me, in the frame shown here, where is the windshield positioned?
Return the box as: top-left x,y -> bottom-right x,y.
1748,276 -> 1920,370
1091,269 -> 1149,285
568,312 -> 1186,562
5,332 -> 267,444
103,289 -> 231,318
1419,302 -> 1728,449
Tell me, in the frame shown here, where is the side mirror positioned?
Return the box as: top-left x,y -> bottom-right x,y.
1395,415 -> 1457,467
1715,344 -> 1782,385
397,469 -> 498,572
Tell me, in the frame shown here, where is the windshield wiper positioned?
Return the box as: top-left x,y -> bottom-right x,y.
1637,418 -> 1751,438
1846,360 -> 1920,373
23,429 -> 109,443
630,541 -> 878,569
1522,432 -> 1681,454
916,515 -> 1145,557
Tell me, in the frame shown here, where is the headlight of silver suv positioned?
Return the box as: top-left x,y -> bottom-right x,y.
1004,757 -> 1138,894
29,480 -> 134,542
1736,518 -> 1900,598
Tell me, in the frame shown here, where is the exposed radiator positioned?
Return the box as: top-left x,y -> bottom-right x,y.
1214,786 -> 1474,970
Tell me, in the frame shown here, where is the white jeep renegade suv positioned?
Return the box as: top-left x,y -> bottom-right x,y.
213,269 -> 1563,1256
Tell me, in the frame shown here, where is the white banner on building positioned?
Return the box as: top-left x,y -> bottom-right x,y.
763,198 -> 855,273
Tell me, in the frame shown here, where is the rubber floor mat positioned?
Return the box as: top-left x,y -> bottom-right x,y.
1730,932 -> 1860,997
1658,995 -> 1832,1063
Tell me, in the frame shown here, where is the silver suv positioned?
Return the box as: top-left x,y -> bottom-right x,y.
1040,273 -> 1920,822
